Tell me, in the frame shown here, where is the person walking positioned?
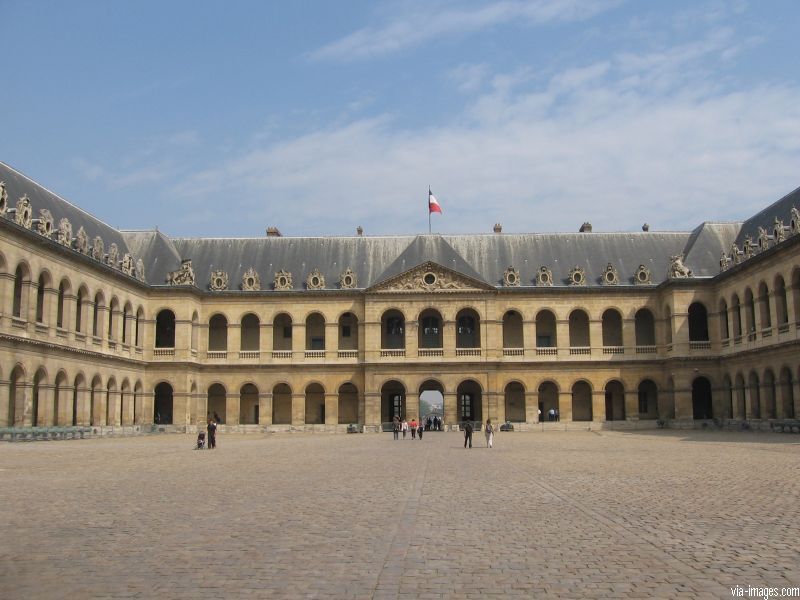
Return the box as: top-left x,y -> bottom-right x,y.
464,421 -> 473,449
207,418 -> 217,450
417,421 -> 424,440
393,415 -> 400,440
410,418 -> 417,439
485,418 -> 494,448
402,419 -> 408,439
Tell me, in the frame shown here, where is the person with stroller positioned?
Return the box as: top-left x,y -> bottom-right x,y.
196,431 -> 206,450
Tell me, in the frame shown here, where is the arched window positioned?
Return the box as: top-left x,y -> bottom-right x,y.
273,313 -> 292,351
35,273 -> 48,323
305,313 -> 325,351
381,310 -> 405,349
92,292 -> 104,337
122,303 -> 132,344
601,309 -> 622,348
155,309 -> 176,348
208,314 -> 228,351
240,313 -> 260,352
744,288 -> 756,339
535,310 -> 557,348
757,282 -> 771,331
774,275 -> 788,327
12,264 -> 29,319
718,299 -> 729,340
338,312 -> 358,351
57,280 -> 69,329
688,302 -> 709,342
634,308 -> 656,347
731,294 -> 742,340
455,309 -> 480,348
108,298 -> 119,341
569,310 -> 590,348
135,307 -> 144,347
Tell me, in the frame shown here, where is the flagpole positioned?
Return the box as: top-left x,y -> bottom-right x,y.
428,186 -> 431,234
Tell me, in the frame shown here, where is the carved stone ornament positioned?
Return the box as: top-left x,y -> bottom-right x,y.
634,264 -> 652,285
536,266 -> 553,286
398,268 -> 463,291
668,254 -> 692,278
791,207 -> 800,235
773,217 -> 787,243
601,263 -> 619,286
306,269 -> 325,290
56,218 -> 72,247
729,243 -> 743,265
209,270 -> 228,291
568,266 -> 586,286
274,269 -> 293,291
166,259 -> 195,286
719,252 -> 730,272
241,267 -> 261,291
91,236 -> 105,261
503,266 -> 520,287
0,181 -> 8,216
757,226 -> 772,251
75,227 -> 89,254
36,209 -> 54,238
15,195 -> 33,229
743,236 -> 755,258
339,268 -> 357,289
136,259 -> 146,282
107,243 -> 119,268
121,253 -> 135,276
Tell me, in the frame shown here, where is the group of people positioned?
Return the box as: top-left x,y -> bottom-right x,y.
545,408 -> 560,421
392,416 -> 426,440
463,418 -> 494,449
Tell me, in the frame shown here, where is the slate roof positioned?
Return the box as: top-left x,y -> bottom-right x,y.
3,160 -> 796,291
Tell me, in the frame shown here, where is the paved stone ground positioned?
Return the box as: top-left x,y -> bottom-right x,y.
2,429 -> 799,599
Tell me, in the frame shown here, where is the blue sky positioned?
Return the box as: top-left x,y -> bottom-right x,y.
2,0 -> 799,237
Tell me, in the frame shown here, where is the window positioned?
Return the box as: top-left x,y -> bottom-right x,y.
422,317 -> 439,336
283,326 -> 292,339
460,394 -> 472,420
310,337 -> 324,350
457,316 -> 475,335
386,317 -> 403,336
536,335 -> 552,347
342,325 -> 351,338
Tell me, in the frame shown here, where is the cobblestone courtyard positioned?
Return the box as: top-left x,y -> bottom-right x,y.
2,429 -> 799,599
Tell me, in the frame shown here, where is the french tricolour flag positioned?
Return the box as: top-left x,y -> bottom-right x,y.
428,189 -> 442,214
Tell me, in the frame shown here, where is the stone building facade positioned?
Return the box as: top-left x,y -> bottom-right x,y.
1,161 -> 798,432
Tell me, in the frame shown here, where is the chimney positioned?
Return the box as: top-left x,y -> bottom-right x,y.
579,222 -> 592,233
266,227 -> 283,237
493,223 -> 502,233
357,226 -> 363,236
642,223 -> 650,232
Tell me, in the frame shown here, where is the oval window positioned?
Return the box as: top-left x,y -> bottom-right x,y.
423,273 -> 436,285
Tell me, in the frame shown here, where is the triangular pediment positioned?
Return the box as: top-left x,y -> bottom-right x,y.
368,261 -> 495,293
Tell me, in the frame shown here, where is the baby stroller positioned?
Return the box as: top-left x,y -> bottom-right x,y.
195,431 -> 206,450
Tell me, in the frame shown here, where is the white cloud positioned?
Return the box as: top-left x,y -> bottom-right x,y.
309,0 -> 622,62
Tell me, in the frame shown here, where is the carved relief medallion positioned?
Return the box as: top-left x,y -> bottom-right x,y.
75,227 -> 89,254
121,253 -> 135,276
57,218 -> 72,247
339,268 -> 357,289
568,266 -> 586,286
601,263 -> 619,286
274,269 -> 293,290
503,266 -> 520,287
634,264 -> 651,285
0,181 -> 8,216
210,270 -> 229,291
36,209 -> 54,238
536,266 -> 553,286
241,267 -> 261,291
15,195 -> 33,228
306,269 -> 325,290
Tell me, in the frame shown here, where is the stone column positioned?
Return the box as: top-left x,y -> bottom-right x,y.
0,271 -> 12,323
525,390 -> 538,423
291,392 -> 305,426
592,390 -> 605,422
174,317 -> 191,359
261,322 -> 273,356
624,390 -> 639,420
406,320 -> 419,359
45,286 -> 59,333
793,378 -> 800,421
325,323 -> 338,359
223,392 -> 238,426
364,391 -> 380,427
523,317 -> 536,355
229,323 -> 241,356
0,378 -> 8,427
406,391 -> 419,421
673,376 -> 693,420
483,390 -> 496,424
36,383 -> 54,426
325,392 -> 338,426
293,323 -> 306,359
622,317 -> 636,352
558,391 -> 572,422
443,391 -> 457,427
259,392 -> 272,426
556,318 -> 570,352
589,319 -> 602,354
443,318 -> 456,359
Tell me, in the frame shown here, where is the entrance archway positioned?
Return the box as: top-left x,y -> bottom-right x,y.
338,383 -> 358,424
504,381 -> 526,422
538,381 -> 559,421
381,380 -> 406,425
604,380 -> 625,421
207,383 -> 227,424
154,382 -> 174,425
418,379 -> 444,429
272,383 -> 292,424
456,379 -> 482,424
692,377 -> 713,420
571,381 -> 592,421
305,383 -> 325,424
637,380 -> 658,419
240,383 -> 259,424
